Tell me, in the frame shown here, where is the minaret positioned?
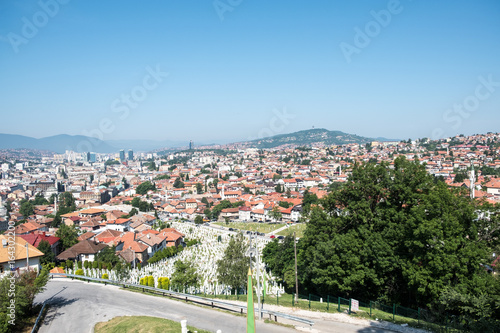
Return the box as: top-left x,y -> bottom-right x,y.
221,184 -> 225,200
469,165 -> 475,199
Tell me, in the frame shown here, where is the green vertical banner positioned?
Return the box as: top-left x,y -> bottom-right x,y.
247,268 -> 255,333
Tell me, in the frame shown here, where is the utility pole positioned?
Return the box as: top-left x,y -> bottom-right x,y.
26,243 -> 29,271
255,234 -> 262,320
294,232 -> 299,303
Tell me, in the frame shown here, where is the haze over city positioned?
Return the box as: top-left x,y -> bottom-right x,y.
1,0 -> 499,144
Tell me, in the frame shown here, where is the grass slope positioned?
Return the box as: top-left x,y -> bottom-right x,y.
94,316 -> 211,333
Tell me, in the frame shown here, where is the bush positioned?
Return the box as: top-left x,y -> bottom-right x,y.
147,275 -> 154,287
77,261 -> 83,269
92,261 -> 98,269
102,273 -> 109,279
139,277 -> 145,285
65,260 -> 73,270
84,260 -> 89,269
75,269 -> 84,276
158,277 -> 170,290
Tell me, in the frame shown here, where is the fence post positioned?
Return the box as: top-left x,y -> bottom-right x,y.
308,294 -> 311,309
292,293 -> 294,307
417,307 -> 420,325
338,297 -> 340,312
277,292 -> 279,305
327,295 -> 329,311
349,298 -> 351,314
369,301 -> 372,317
393,303 -> 396,322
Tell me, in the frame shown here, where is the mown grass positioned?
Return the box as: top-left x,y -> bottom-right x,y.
94,316 -> 211,333
213,222 -> 283,234
275,223 -> 306,238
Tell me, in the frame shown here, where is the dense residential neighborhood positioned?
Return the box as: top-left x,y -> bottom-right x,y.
1,132 -> 500,276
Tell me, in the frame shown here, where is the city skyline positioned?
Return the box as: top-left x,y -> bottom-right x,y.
1,0 -> 499,143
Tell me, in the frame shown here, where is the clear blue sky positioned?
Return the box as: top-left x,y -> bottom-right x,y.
1,0 -> 499,143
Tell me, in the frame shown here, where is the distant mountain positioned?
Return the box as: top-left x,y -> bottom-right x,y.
236,128 -> 375,148
0,134 -> 117,154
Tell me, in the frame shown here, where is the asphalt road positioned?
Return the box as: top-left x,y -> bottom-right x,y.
35,278 -> 399,333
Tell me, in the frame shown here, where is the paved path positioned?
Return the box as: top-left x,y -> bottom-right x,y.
35,278 -> 400,333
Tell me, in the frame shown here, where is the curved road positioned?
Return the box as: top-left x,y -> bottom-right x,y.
35,278 -> 398,333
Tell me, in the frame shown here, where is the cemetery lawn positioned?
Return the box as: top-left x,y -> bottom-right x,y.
94,316 -> 211,333
275,223 -> 306,238
213,222 -> 283,234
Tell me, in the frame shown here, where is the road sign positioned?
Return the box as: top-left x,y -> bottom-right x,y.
351,299 -> 359,312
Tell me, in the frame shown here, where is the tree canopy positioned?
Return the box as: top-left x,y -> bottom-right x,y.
217,233 -> 250,290
268,157 -> 500,327
136,181 -> 156,194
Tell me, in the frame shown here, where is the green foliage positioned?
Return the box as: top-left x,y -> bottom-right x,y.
216,233 -> 250,290
131,197 -> 153,212
301,190 -> 318,216
136,181 -> 156,195
270,206 -> 282,221
171,260 -> 200,290
75,269 -> 84,276
148,245 -> 183,264
19,200 -> 34,217
173,178 -> 184,189
196,182 -> 203,194
58,192 -> 76,214
194,215 -> 203,225
158,277 -> 170,290
55,224 -> 79,251
454,171 -> 468,183
33,194 -> 49,205
279,201 -> 292,208
147,276 -> 154,287
298,157 -> 494,316
95,246 -> 119,267
0,268 -> 49,329
102,273 -> 109,279
105,159 -> 120,166
37,240 -> 55,266
154,174 -> 170,180
262,235 -> 296,291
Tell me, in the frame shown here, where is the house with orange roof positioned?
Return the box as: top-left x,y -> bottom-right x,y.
106,218 -> 131,232
1,235 -> 44,275
19,233 -> 60,255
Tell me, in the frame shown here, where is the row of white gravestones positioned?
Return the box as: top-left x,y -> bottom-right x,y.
66,222 -> 285,295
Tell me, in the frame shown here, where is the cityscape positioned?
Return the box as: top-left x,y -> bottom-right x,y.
1,1 -> 500,333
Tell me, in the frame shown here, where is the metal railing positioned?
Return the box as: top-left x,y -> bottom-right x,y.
49,273 -> 314,327
31,300 -> 47,333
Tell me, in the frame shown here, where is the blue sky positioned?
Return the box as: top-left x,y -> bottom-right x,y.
1,0 -> 499,144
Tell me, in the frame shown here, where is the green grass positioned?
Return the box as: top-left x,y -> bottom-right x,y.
213,222 -> 283,234
94,316 -> 212,333
275,223 -> 306,238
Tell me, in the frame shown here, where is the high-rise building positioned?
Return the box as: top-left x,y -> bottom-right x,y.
128,149 -> 133,160
89,152 -> 96,163
84,152 -> 90,162
189,140 -> 193,150
119,149 -> 125,162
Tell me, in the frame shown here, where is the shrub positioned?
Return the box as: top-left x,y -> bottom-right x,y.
139,277 -> 145,285
102,273 -> 109,279
75,269 -> 84,276
147,275 -> 154,287
137,262 -> 142,270
84,260 -> 89,269
92,261 -> 98,269
77,261 -> 82,269
159,277 -> 170,290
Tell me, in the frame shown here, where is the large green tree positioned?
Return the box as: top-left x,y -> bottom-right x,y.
19,200 -> 34,217
136,181 -> 156,194
217,233 -> 250,290
55,224 -> 79,251
37,240 -> 55,266
298,157 -> 495,313
171,260 -> 200,290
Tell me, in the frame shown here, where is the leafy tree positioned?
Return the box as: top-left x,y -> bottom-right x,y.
270,206 -> 282,222
55,224 -> 79,251
301,190 -> 318,216
136,181 -> 156,194
194,215 -> 204,225
33,194 -> 49,205
279,201 -> 291,208
298,157 -> 494,314
37,240 -> 55,266
95,245 -> 119,266
19,200 -> 34,217
173,178 -> 184,189
58,192 -> 76,215
454,172 -> 468,183
196,183 -> 203,194
217,233 -> 250,290
171,260 -> 200,290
